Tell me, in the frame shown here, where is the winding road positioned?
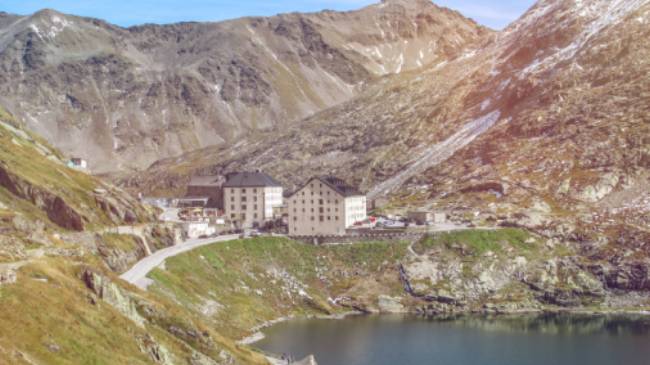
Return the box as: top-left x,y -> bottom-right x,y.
120,234 -> 239,289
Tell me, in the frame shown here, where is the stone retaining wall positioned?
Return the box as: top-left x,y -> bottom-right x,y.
290,232 -> 423,245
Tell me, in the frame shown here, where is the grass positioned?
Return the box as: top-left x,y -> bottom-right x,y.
415,228 -> 536,256
148,237 -> 409,339
0,256 -> 269,365
0,105 -> 151,231
100,233 -> 139,251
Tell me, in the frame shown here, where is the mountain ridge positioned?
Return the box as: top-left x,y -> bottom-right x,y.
0,1 -> 489,173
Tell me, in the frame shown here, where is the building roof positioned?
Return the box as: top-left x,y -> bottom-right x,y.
188,175 -> 223,187
290,176 -> 364,198
222,171 -> 282,188
319,176 -> 364,197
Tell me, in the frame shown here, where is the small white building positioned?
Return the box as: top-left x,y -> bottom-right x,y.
182,222 -> 216,239
67,158 -> 88,171
223,171 -> 284,229
288,176 -> 366,236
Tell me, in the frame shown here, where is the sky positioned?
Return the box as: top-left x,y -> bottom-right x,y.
1,0 -> 536,30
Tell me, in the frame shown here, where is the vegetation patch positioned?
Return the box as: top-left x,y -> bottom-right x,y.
148,237 -> 408,339
414,228 -> 536,256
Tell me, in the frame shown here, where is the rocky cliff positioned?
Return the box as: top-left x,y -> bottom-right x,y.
0,1 -> 488,172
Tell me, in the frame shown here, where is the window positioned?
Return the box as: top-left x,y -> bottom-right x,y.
302,208 -> 306,212
311,200 -> 314,204
327,216 -> 331,221
293,216 -> 297,221
311,208 -> 314,213
231,205 -> 235,210
319,216 -> 324,222
319,207 -> 324,213
241,213 -> 246,220
242,188 -> 246,193
293,200 -> 296,204
253,188 -> 257,193
319,199 -> 324,205
254,213 -> 258,219
242,204 -> 247,210
231,214 -> 236,219
302,200 -> 305,204
294,208 -> 297,213
302,191 -> 305,196
319,183 -> 322,188
335,216 -> 339,221
311,216 -> 315,221
241,196 -> 247,202
254,196 -> 258,202
254,205 -> 258,210
231,197 -> 235,202
335,199 -> 339,204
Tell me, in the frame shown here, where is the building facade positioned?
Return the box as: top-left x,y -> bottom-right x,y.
288,176 -> 367,236
185,175 -> 225,209
223,172 -> 284,229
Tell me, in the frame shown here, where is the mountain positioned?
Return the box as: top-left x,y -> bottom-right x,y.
0,106 -> 272,364
0,1 -> 488,173
129,0 -> 650,240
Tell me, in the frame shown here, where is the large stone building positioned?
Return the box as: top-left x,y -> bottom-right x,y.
223,171 -> 284,229
288,176 -> 367,236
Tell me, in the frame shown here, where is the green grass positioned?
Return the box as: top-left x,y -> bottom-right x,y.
416,228 -> 536,256
0,257 -> 269,365
100,233 -> 139,251
148,237 -> 409,338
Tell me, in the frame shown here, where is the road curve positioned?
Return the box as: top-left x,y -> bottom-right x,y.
120,234 -> 240,289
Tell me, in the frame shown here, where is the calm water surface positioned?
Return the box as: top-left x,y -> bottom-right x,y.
254,314 -> 650,365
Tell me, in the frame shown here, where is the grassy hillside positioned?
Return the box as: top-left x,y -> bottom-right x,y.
149,237 -> 409,339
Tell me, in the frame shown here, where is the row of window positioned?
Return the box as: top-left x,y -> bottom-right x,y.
232,196 -> 258,203
230,204 -> 258,211
293,207 -> 338,213
230,188 -> 259,194
230,213 -> 259,220
292,199 -> 339,205
292,216 -> 339,222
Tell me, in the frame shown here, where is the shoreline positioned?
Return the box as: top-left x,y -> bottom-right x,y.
238,306 -> 650,346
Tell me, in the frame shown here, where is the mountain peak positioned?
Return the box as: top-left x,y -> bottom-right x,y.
379,0 -> 434,9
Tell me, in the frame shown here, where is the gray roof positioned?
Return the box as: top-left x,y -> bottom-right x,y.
290,176 -> 364,198
319,176 -> 364,197
188,175 -> 223,187
222,171 -> 282,188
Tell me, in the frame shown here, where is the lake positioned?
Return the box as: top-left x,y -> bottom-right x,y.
254,314 -> 650,365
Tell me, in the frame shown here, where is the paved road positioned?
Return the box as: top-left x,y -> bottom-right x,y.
120,234 -> 239,289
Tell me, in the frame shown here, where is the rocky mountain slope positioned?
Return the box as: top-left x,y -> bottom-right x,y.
129,0 -> 650,240
0,107 -> 270,364
0,0 -> 488,172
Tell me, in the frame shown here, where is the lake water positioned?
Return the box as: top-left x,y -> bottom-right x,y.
254,314 -> 650,365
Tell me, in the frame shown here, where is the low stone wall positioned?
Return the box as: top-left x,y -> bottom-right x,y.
290,232 -> 423,245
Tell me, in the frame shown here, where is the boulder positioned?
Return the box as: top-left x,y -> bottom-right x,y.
377,295 -> 406,313
81,268 -> 145,326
